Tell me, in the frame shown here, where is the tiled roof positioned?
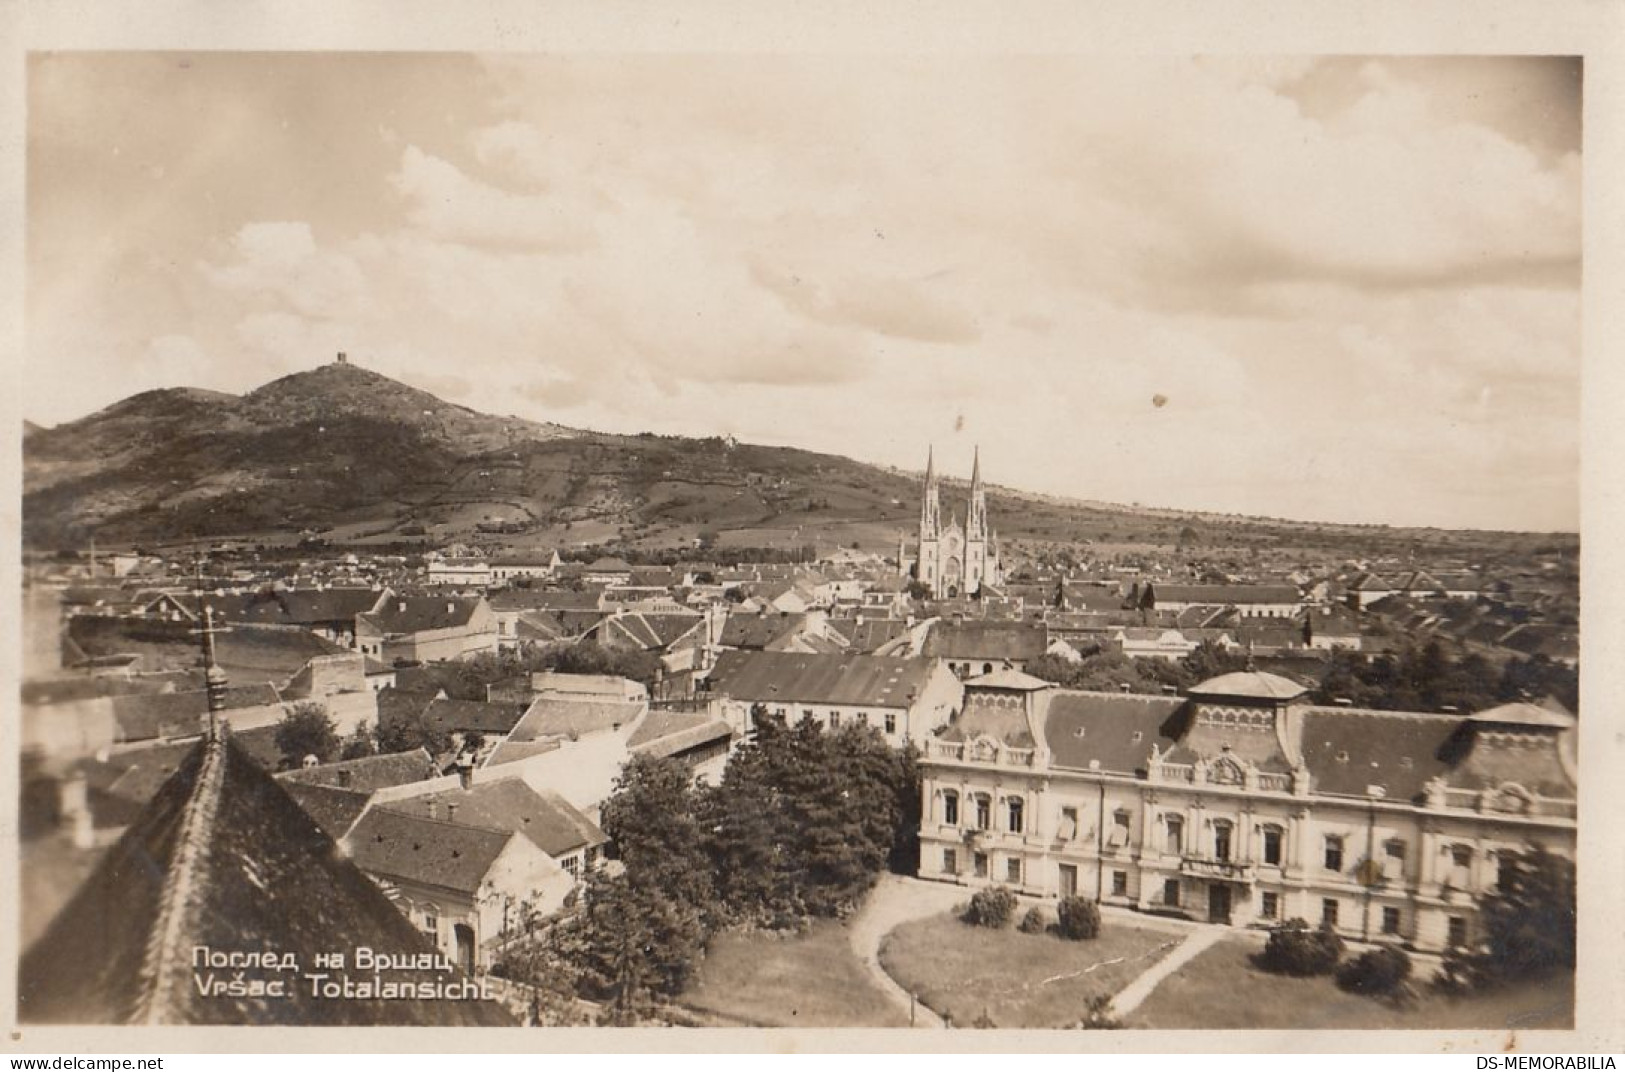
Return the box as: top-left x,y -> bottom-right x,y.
1040,691 -> 1186,775
920,621 -> 1049,661
110,685 -> 282,744
19,734 -> 510,1025
595,611 -> 704,651
1148,584 -> 1302,605
344,808 -> 517,895
706,650 -> 939,709
508,697 -> 646,742
827,617 -> 909,653
1299,708 -> 1460,800
627,708 -> 733,758
422,697 -> 529,736
359,596 -> 484,635
280,780 -> 375,840
379,779 -> 607,858
279,748 -> 436,792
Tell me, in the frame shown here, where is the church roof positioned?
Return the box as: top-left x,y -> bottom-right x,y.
18,733 -> 512,1025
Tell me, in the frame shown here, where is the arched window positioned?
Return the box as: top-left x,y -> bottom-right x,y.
1165,815 -> 1184,855
1007,797 -> 1025,834
942,790 -> 960,826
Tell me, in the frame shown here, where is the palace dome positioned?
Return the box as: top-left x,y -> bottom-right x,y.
1188,670 -> 1308,702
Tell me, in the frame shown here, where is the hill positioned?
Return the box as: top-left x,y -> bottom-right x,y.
22,358 -> 1572,560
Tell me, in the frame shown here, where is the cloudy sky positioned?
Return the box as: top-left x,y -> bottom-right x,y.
26,53 -> 1581,531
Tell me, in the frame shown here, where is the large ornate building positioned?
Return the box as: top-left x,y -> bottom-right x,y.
917,668 -> 1576,953
901,447 -> 1003,598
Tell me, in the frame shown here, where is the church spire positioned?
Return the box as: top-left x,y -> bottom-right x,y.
966,444 -> 986,540
920,445 -> 941,538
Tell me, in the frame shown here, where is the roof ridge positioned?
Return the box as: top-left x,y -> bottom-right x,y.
369,804 -> 515,837
1302,705 -> 1463,720
131,731 -> 228,1024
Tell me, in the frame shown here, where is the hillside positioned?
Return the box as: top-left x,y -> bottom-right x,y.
21,359 -> 1573,559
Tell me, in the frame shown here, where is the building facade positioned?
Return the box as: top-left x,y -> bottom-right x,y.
917,671 -> 1576,953
902,448 -> 1003,599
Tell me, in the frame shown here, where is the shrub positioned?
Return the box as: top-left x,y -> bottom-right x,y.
1337,946 -> 1413,1001
963,886 -> 1018,928
1056,895 -> 1102,941
1259,918 -> 1345,976
1019,906 -> 1049,934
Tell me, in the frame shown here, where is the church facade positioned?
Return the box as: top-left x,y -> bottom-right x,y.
901,448 -> 1003,598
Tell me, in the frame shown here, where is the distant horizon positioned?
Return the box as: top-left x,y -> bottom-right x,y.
25,354 -> 1581,539
27,53 -> 1581,532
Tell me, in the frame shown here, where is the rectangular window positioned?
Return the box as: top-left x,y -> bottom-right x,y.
1381,906 -> 1402,935
1108,809 -> 1132,848
1058,863 -> 1078,897
1447,916 -> 1468,948
1060,806 -> 1079,841
562,855 -> 580,878
943,848 -> 958,875
1449,845 -> 1473,888
1321,898 -> 1340,928
884,713 -> 897,735
1165,816 -> 1184,855
1112,870 -> 1128,897
1006,857 -> 1022,884
1384,839 -> 1406,879
1324,835 -> 1344,872
1163,879 -> 1180,907
1260,892 -> 1279,920
974,852 -> 989,878
943,792 -> 959,826
829,711 -> 841,728
1008,798 -> 1025,834
1262,828 -> 1282,866
857,711 -> 869,726
975,796 -> 992,830
1213,822 -> 1233,862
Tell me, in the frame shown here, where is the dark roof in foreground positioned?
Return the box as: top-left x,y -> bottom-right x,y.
18,733 -> 512,1025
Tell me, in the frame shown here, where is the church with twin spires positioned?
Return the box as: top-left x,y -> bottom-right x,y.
900,447 -> 1003,598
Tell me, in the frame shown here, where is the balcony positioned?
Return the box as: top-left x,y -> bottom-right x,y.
1179,856 -> 1256,883
925,739 -> 1040,769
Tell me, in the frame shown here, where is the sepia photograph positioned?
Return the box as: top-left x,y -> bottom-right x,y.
5,2 -> 1621,1056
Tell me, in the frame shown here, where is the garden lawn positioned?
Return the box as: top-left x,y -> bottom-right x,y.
879,911 -> 1181,1028
680,919 -> 910,1028
1127,938 -> 1574,1030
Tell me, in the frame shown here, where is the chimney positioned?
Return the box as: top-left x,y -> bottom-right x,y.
447,802 -> 458,822
457,758 -> 474,790
337,768 -> 353,788
426,800 -> 438,820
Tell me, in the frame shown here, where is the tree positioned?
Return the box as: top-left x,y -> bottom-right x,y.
338,722 -> 377,760
964,887 -> 1018,928
1337,946 -> 1413,1003
1056,896 -> 1101,940
563,869 -> 706,1021
1258,918 -> 1344,976
598,755 -> 717,920
272,702 -> 339,770
1441,845 -> 1576,990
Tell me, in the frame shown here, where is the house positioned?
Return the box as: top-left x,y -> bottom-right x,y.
1347,572 -> 1398,610
343,804 -> 564,974
488,550 -> 562,584
1303,604 -> 1364,652
585,608 -> 710,671
529,672 -> 648,703
1141,583 -> 1303,619
425,558 -> 493,588
703,650 -> 963,745
581,557 -> 635,585
917,670 -> 1576,954
918,619 -> 1050,678
355,596 -> 497,664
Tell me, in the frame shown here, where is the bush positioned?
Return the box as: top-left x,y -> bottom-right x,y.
1337,946 -> 1413,1002
963,886 -> 1018,928
1056,896 -> 1102,940
1019,906 -> 1049,934
1259,918 -> 1345,976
